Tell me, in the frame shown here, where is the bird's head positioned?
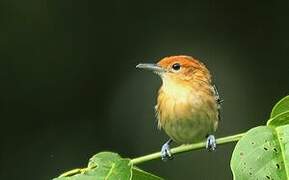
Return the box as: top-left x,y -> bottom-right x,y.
136,55 -> 212,86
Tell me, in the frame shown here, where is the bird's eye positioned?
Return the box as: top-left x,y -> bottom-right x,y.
172,63 -> 181,71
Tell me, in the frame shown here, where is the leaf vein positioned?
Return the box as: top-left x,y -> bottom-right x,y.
105,163 -> 115,180
274,127 -> 289,179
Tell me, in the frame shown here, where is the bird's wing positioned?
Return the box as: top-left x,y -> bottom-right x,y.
213,84 -> 223,121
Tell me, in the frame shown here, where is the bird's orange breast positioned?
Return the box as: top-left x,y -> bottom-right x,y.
155,77 -> 219,144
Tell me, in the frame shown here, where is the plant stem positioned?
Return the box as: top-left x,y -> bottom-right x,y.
57,132 -> 246,177
130,132 -> 245,165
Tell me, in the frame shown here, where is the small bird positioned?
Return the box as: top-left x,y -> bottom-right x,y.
136,55 -> 222,160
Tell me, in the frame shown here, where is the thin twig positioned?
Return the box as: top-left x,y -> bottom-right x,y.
130,132 -> 245,165
58,132 -> 246,177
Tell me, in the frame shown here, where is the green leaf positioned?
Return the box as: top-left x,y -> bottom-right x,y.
132,167 -> 163,180
54,152 -> 131,180
231,96 -> 289,180
87,152 -> 132,179
231,126 -> 289,179
267,110 -> 289,127
53,152 -> 163,180
270,95 -> 289,118
267,95 -> 289,127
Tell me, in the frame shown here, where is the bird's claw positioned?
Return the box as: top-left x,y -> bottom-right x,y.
206,135 -> 216,151
161,142 -> 173,161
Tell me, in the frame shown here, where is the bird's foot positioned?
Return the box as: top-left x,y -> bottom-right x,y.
161,139 -> 173,161
206,135 -> 216,151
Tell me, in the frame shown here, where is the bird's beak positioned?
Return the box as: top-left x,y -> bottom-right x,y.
136,63 -> 165,73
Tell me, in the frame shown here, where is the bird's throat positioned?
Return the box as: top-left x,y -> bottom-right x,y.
160,76 -> 193,102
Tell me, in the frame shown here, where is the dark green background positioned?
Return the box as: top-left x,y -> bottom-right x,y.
1,0 -> 289,179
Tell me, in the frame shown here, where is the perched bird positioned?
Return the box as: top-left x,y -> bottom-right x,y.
136,55 -> 222,160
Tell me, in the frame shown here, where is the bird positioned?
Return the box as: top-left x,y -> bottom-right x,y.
136,55 -> 223,160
